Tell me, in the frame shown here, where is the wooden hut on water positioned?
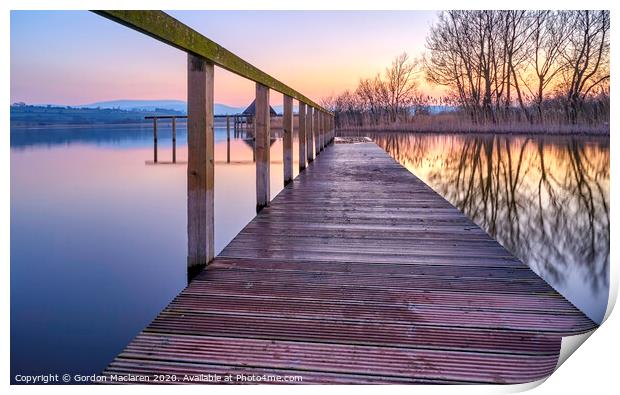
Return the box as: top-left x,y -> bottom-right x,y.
242,99 -> 278,119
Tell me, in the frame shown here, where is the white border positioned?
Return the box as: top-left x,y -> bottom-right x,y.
3,1 -> 617,394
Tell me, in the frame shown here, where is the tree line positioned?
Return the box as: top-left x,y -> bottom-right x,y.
325,10 -> 609,131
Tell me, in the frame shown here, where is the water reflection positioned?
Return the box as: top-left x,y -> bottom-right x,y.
360,132 -> 609,323
10,123 -> 299,380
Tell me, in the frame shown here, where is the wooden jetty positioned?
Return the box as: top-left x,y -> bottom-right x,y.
103,141 -> 595,384
94,11 -> 596,384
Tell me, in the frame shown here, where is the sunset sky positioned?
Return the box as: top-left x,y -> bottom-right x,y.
10,10 -> 440,107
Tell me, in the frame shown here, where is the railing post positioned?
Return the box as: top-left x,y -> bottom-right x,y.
172,116 -> 177,163
325,113 -> 329,146
328,114 -> 331,145
321,112 -> 326,149
283,94 -> 293,185
306,106 -> 314,163
324,112 -> 328,148
318,112 -> 323,151
226,115 -> 231,163
255,83 -> 270,212
313,107 -> 320,156
153,117 -> 158,163
298,102 -> 307,171
318,112 -> 322,150
187,54 -> 215,278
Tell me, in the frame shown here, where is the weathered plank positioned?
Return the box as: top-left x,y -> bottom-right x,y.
104,142 -> 596,385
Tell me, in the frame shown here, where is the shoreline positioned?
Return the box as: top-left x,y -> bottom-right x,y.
337,126 -> 609,137
10,121 -> 609,137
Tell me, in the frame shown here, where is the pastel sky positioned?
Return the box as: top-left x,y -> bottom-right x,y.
10,10 -> 440,107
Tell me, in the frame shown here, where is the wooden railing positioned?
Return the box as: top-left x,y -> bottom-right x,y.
94,10 -> 335,276
144,114 -> 253,164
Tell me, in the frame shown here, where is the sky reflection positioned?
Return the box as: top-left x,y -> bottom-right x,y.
10,123 -> 298,380
366,132 -> 610,323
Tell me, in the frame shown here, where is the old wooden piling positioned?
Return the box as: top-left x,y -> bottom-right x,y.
283,95 -> 293,185
172,116 -> 177,163
186,54 -> 215,275
313,107 -> 320,156
298,102 -> 307,171
307,106 -> 314,163
255,83 -> 271,212
152,117 -> 158,163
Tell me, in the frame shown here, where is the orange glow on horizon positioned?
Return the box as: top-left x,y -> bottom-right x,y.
11,10 -> 442,107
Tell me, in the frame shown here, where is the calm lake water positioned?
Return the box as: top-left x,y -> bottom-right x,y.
10,122 -> 299,382
11,125 -> 609,381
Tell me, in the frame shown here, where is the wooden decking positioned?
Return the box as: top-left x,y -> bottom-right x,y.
104,141 -> 596,384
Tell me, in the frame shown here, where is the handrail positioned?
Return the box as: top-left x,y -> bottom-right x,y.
93,10 -> 335,276
92,10 -> 331,115
144,115 -> 187,120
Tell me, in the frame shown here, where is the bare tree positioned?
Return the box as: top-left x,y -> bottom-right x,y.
356,75 -> 386,125
384,53 -> 419,122
329,10 -> 609,131
524,11 -> 569,122
424,10 -> 609,127
560,10 -> 610,123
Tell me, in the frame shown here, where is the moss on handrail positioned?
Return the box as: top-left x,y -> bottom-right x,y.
92,10 -> 331,114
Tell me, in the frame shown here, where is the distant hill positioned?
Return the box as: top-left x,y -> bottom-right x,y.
10,104 -> 184,126
80,99 -> 245,115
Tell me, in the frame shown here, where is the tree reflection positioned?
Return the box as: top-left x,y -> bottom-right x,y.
369,132 -> 609,319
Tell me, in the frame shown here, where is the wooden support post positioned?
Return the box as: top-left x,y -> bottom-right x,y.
226,115 -> 231,163
187,54 -> 215,279
298,102 -> 307,171
317,112 -> 322,151
324,113 -> 328,146
313,107 -> 320,156
306,106 -> 314,162
153,117 -> 158,163
329,114 -> 332,144
321,112 -> 326,149
172,116 -> 177,163
255,83 -> 270,212
283,94 -> 293,185
326,113 -> 330,145
324,112 -> 328,148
